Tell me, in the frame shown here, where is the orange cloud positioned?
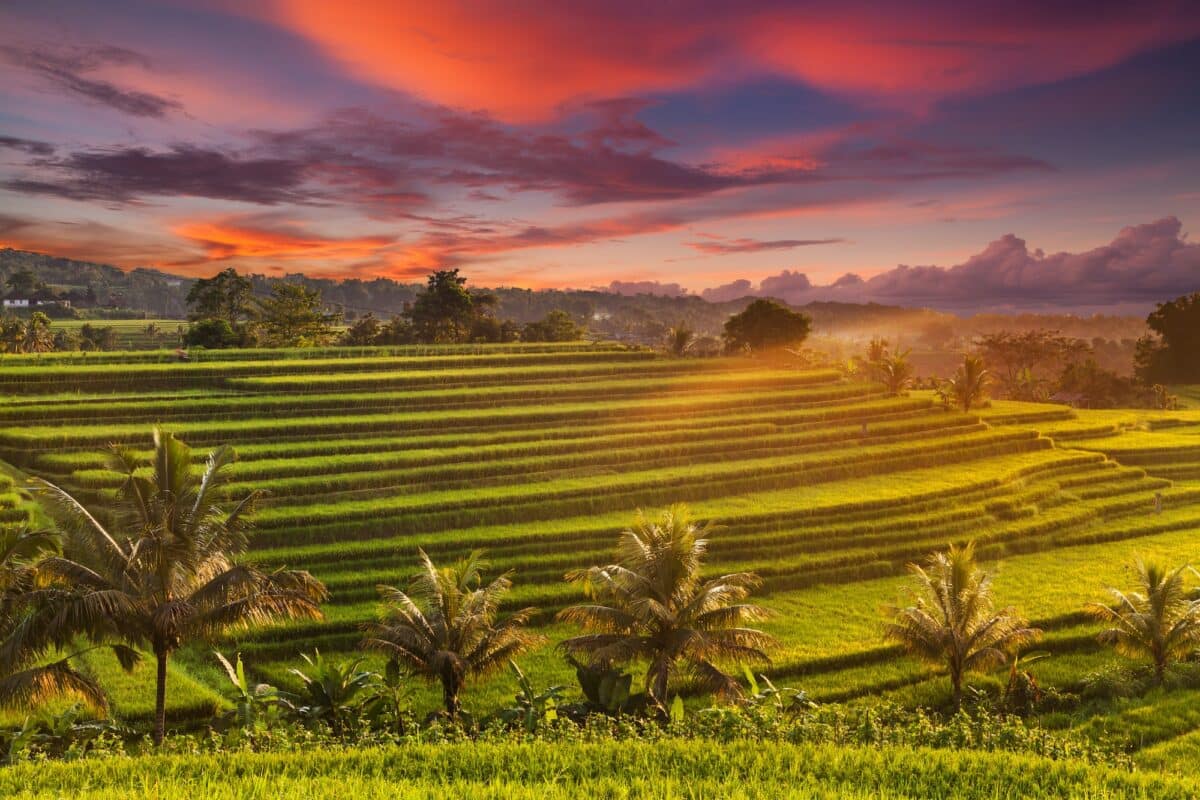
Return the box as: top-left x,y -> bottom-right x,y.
173,218 -> 394,262
269,1 -> 1199,120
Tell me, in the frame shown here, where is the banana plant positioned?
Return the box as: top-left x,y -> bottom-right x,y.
497,661 -> 565,732
215,651 -> 279,729
277,650 -> 375,736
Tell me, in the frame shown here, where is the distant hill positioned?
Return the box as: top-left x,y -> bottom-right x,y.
0,248 -> 1145,346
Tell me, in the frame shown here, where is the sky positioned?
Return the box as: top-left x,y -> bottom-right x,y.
0,0 -> 1198,312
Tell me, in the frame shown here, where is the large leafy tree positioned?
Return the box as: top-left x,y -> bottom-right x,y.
1135,292 -> 1200,383
884,542 -> 1041,709
15,428 -> 327,743
1087,561 -> 1200,685
406,269 -> 492,344
975,329 -> 1087,400
722,299 -> 811,354
256,283 -> 342,348
521,310 -> 584,343
186,267 -> 255,327
363,550 -> 541,718
558,505 -> 775,708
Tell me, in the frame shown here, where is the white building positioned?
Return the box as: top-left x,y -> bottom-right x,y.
2,298 -> 30,308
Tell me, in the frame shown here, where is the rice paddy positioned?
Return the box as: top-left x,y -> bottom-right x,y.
2,344 -> 1199,775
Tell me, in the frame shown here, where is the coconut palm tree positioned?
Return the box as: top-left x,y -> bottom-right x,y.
884,542 -> 1041,709
1086,561 -> 1200,685
871,349 -> 915,395
938,355 -> 990,412
14,428 -> 327,744
0,524 -> 117,713
558,505 -> 775,708
362,550 -> 541,719
665,322 -> 694,357
20,312 -> 54,354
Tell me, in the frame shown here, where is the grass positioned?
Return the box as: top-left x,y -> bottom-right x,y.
3,740 -> 1198,799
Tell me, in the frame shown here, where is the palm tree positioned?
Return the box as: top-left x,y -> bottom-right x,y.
558,505 -> 775,708
15,428 -> 327,744
1086,561 -> 1200,685
362,550 -> 541,719
938,354 -> 990,412
872,349 -> 915,395
665,322 -> 694,357
21,312 -> 54,354
884,542 -> 1041,709
0,525 -> 116,713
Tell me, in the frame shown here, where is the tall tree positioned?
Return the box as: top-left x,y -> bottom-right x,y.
363,550 -> 541,718
406,269 -> 480,344
1086,561 -> 1200,685
722,299 -> 812,354
884,542 -> 1041,709
1134,292 -> 1200,384
4,269 -> 39,297
17,428 -> 327,743
256,283 -> 341,348
186,268 -> 255,327
558,505 -> 775,708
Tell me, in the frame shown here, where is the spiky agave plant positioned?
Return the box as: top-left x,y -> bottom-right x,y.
362,550 -> 542,719
14,428 -> 327,744
884,542 -> 1041,709
1086,561 -> 1200,685
558,504 -> 775,709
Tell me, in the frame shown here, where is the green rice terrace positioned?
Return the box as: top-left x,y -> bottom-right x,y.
3,341 -> 1200,795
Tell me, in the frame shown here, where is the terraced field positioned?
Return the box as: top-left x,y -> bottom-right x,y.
2,343 -> 1200,760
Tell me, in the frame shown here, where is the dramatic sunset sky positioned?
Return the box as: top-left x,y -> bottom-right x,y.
1,0 -> 1198,310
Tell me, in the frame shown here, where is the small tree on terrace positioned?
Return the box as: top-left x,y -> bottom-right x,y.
722,299 -> 811,355
558,505 -> 775,708
938,354 -> 990,412
363,550 -> 542,719
16,428 -> 328,744
1086,561 -> 1200,685
884,542 -> 1042,709
665,321 -> 695,357
871,349 -> 914,395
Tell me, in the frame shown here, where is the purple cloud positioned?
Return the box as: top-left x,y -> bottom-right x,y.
2,45 -> 182,119
688,236 -> 844,255
701,218 -> 1200,311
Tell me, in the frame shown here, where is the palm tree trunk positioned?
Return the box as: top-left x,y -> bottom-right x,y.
442,675 -> 460,719
650,661 -> 670,712
153,648 -> 169,745
950,669 -> 963,711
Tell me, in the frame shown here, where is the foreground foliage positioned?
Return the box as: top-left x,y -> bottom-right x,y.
13,429 -> 327,743
559,505 -> 775,707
